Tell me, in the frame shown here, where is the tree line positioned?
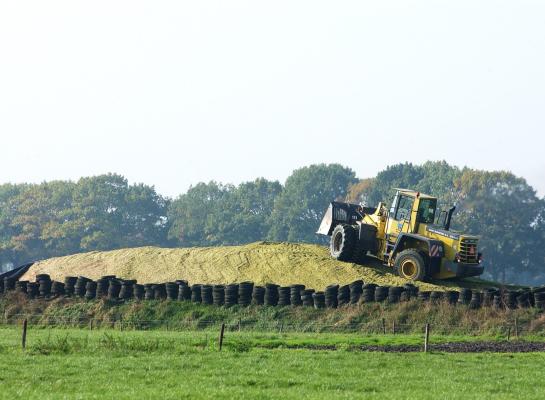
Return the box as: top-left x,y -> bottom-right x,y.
1,161 -> 544,284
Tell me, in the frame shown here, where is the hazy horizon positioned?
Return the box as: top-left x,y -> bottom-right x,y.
1,1 -> 543,198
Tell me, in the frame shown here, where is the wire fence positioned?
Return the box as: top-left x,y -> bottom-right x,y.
0,313 -> 539,339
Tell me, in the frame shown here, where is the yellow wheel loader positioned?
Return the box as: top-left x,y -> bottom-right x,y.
317,189 -> 483,281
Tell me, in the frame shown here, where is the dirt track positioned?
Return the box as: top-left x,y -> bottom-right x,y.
356,341 -> 545,353
259,341 -> 545,352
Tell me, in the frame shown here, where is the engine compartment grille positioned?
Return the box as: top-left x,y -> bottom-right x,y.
459,238 -> 478,264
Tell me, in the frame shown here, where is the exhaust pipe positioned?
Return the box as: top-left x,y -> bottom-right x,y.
444,206 -> 456,231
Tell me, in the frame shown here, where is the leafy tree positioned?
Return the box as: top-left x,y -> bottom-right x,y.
364,162 -> 424,206
0,174 -> 169,267
346,178 -> 374,204
167,179 -> 282,246
453,169 -> 543,283
349,161 -> 462,209
267,164 -> 357,243
215,179 -> 282,244
167,182 -> 232,246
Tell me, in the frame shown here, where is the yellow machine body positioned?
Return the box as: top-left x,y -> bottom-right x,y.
317,189 -> 483,280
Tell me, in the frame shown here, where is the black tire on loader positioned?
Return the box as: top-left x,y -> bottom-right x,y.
394,249 -> 427,281
330,224 -> 357,262
351,240 -> 368,265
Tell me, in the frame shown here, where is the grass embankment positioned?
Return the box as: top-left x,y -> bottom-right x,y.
3,293 -> 545,336
1,327 -> 545,399
21,242 -> 496,292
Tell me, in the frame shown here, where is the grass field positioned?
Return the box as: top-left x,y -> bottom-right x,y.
1,327 -> 545,399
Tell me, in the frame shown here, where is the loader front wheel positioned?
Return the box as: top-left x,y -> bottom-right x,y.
395,249 -> 427,281
330,224 -> 357,262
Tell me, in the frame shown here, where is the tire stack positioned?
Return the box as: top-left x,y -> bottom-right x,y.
74,277 -> 90,298
445,290 -> 459,305
264,284 -> 279,306
529,290 -> 536,308
482,289 -> 496,307
430,291 -> 444,303
337,285 -> 350,306
458,288 -> 472,305
37,274 -> 52,298
469,291 -> 481,309
133,284 -> 145,300
200,285 -> 213,305
16,280 -> 28,294
290,284 -> 304,306
4,277 -> 16,292
201,285 -> 213,305
119,281 -> 134,300
277,287 -> 291,306
399,290 -> 410,302
503,290 -> 518,309
85,281 -> 97,300
517,291 -> 531,308
224,284 -> 239,307
178,283 -> 191,301
165,282 -> 179,301
349,280 -> 364,304
212,285 -> 225,306
492,293 -> 502,308
51,281 -> 65,297
533,290 -> 545,309
418,291 -> 431,302
301,289 -> 315,307
95,278 -> 109,298
388,287 -> 402,304
190,284 -> 202,303
144,284 -> 155,300
238,282 -> 253,307
252,286 -> 265,305
361,284 -> 376,303
154,283 -> 167,300
60,276 -> 78,297
324,285 -> 338,308
27,282 -> 39,299
402,284 -> 418,301
312,291 -> 326,309
108,280 -> 121,300
374,286 -> 389,302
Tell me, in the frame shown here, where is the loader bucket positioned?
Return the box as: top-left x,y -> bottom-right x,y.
316,202 -> 366,236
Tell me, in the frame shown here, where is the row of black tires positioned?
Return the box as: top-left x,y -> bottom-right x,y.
3,274 -> 545,310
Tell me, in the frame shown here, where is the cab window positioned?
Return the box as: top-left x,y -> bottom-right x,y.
418,198 -> 437,224
395,195 -> 414,221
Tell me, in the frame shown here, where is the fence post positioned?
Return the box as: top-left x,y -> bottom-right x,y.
514,318 -> 519,339
22,319 -> 28,350
238,318 -> 241,332
507,326 -> 511,341
392,321 -> 396,335
218,323 -> 225,351
424,323 -> 430,353
382,318 -> 386,334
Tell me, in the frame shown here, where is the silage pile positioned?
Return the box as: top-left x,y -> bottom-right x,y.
21,242 -> 463,291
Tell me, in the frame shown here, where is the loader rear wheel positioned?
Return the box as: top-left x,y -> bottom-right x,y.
395,249 -> 427,281
330,224 -> 356,262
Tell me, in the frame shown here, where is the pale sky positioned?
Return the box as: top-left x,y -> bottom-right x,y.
1,1 -> 544,198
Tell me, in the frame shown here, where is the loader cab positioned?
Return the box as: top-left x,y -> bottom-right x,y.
385,189 -> 437,241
